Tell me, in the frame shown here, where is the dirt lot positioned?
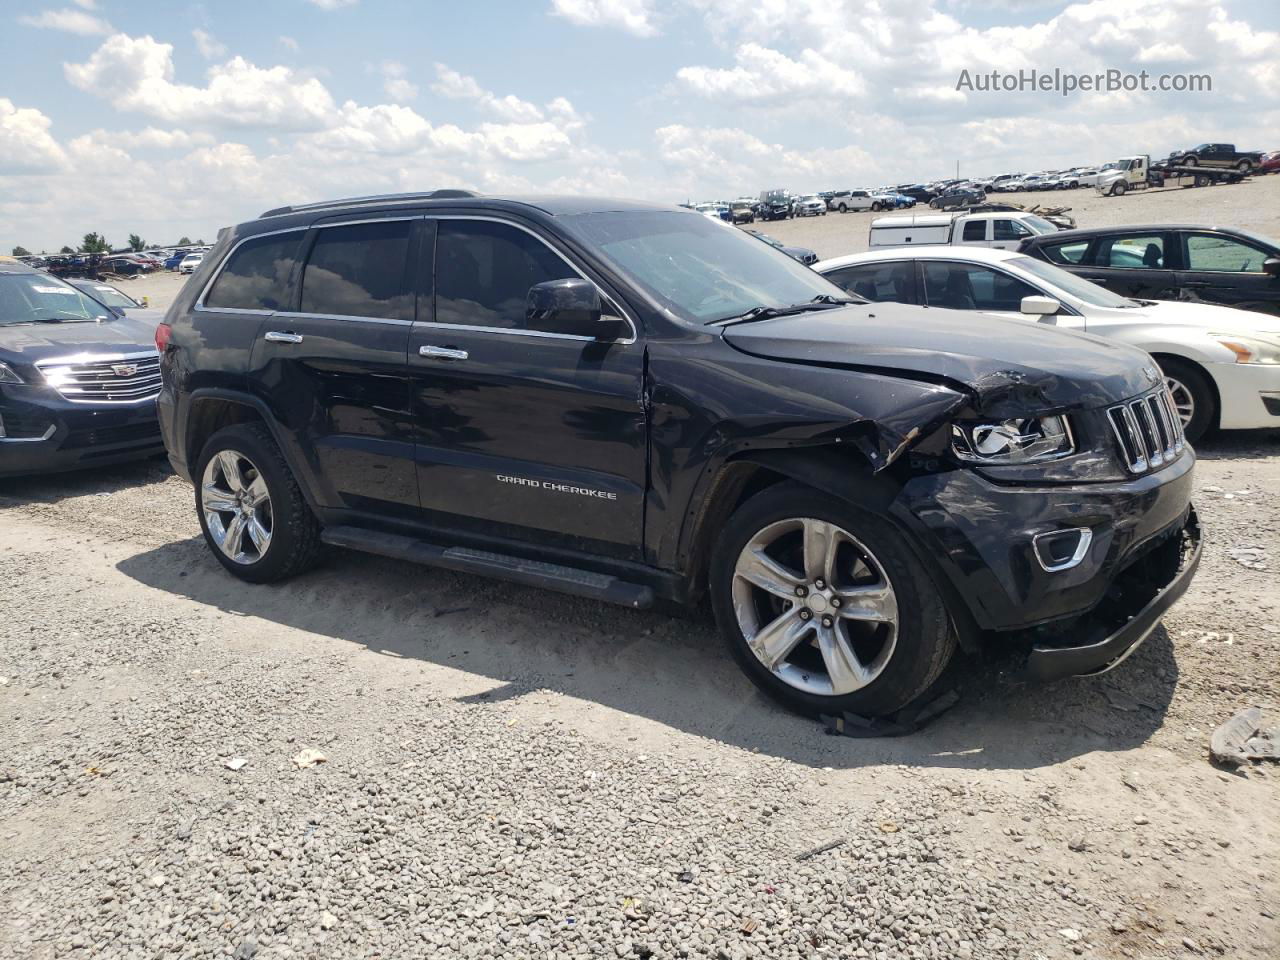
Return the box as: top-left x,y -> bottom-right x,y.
2,184 -> 1278,960
755,174 -> 1280,261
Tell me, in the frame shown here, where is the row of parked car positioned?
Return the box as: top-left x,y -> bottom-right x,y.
16,247 -> 210,279
2,188 -> 1276,725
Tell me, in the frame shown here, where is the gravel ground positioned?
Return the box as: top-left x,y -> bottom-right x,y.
2,186 -> 1279,960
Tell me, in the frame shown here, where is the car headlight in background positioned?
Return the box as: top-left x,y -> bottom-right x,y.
0,362 -> 25,384
1212,334 -> 1280,364
951,415 -> 1074,463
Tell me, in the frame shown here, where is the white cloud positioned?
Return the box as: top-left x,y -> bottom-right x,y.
279,36 -> 300,52
379,61 -> 419,103
307,0 -> 358,7
431,64 -> 548,123
192,29 -> 227,60
676,43 -> 865,102
550,0 -> 659,37
18,7 -> 113,35
0,99 -> 68,175
65,34 -> 338,131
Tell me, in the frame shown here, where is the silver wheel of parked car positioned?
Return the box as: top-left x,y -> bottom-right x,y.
731,517 -> 898,697
201,449 -> 273,565
1165,376 -> 1195,427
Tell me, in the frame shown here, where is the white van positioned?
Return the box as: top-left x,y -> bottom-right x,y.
868,211 -> 1059,249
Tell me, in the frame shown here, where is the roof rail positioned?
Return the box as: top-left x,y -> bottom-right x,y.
258,189 -> 481,219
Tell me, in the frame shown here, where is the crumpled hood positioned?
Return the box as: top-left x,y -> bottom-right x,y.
721,301 -> 1157,416
0,312 -> 160,366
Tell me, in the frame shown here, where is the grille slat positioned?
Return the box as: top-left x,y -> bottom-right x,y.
36,353 -> 161,404
1109,387 -> 1184,474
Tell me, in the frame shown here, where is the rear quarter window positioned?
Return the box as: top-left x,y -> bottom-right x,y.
203,232 -> 304,311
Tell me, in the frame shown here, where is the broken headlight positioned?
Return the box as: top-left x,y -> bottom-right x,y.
951,415 -> 1074,464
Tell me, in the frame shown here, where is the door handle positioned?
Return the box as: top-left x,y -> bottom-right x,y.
264,331 -> 303,344
418,345 -> 469,361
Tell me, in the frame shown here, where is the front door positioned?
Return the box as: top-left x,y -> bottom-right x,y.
408,216 -> 647,558
1175,231 -> 1280,315
248,218 -> 419,518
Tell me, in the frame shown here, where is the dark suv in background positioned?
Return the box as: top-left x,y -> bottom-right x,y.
157,191 -> 1200,717
1,263 -> 165,477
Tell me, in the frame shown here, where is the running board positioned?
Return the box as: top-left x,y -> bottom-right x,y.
320,526 -> 655,609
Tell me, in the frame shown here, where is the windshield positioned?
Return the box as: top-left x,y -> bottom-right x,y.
563,210 -> 846,324
82,284 -> 137,308
0,274 -> 109,325
1022,215 -> 1059,235
1008,256 -> 1137,308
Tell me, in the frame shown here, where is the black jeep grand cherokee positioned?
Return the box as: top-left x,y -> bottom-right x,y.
157,191 -> 1200,717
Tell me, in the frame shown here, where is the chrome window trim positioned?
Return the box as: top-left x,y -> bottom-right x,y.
411,321 -> 603,342
427,214 -> 639,345
273,311 -> 413,327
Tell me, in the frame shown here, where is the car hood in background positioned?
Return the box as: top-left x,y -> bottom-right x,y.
0,312 -> 159,363
721,300 -> 1156,415
1111,299 -> 1280,334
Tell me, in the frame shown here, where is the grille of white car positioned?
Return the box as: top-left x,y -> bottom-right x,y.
36,352 -> 162,404
1107,387 -> 1184,473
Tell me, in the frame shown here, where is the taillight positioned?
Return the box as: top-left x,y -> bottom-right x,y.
155,322 -> 172,353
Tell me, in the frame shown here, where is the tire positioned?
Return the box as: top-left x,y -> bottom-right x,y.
1194,174 -> 1209,188
1156,357 -> 1216,444
1181,156 -> 1197,167
837,203 -> 847,213
1112,181 -> 1127,196
710,482 -> 955,717
871,201 -> 883,211
1236,159 -> 1253,175
194,422 -> 321,583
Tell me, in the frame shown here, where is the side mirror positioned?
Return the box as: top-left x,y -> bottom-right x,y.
1021,295 -> 1061,316
1263,257 -> 1280,278
527,278 -> 627,341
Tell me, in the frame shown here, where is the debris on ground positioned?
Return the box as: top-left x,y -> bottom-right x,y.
795,838 -> 845,861
1227,546 -> 1269,570
821,688 -> 959,738
223,757 -> 248,771
1209,706 -> 1280,766
291,747 -> 328,769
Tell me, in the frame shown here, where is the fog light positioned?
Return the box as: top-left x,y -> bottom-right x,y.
1032,527 -> 1093,572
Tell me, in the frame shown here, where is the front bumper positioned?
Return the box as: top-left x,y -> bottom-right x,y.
895,447 -> 1196,633
1023,506 -> 1200,680
0,387 -> 162,478
1204,360 -> 1280,430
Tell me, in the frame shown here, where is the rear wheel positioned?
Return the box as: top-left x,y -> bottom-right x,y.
711,483 -> 954,717
195,423 -> 321,583
1236,159 -> 1253,175
837,203 -> 847,213
1157,357 -> 1216,443
1181,156 -> 1198,167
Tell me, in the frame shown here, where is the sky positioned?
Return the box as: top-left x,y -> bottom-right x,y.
2,0 -> 1278,252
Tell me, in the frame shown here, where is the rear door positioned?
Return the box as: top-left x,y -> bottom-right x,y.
247,217 -> 419,518
407,216 -> 647,558
1075,230 -> 1177,299
1174,230 -> 1280,315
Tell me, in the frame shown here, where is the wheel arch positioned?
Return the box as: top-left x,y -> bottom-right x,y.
1149,352 -> 1222,430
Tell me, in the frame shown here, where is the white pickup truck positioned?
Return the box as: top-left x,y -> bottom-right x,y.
868,211 -> 1059,249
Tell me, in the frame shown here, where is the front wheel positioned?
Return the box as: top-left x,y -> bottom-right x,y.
1112,181 -> 1127,196
710,483 -> 955,717
195,422 -> 321,583
1157,357 -> 1216,443
1236,159 -> 1253,175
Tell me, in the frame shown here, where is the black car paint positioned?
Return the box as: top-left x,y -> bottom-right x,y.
1018,224 -> 1280,315
0,290 -> 165,477
157,195 -> 1198,675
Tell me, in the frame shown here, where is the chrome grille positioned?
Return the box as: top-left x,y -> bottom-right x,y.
36,352 -> 161,404
1107,387 -> 1184,473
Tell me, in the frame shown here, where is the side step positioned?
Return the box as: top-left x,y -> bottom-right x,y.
320,526 -> 655,609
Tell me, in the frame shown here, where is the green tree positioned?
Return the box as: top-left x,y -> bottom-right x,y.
128,234 -> 146,252
80,232 -> 111,254
177,236 -> 192,246
11,245 -> 32,257
60,246 -> 75,254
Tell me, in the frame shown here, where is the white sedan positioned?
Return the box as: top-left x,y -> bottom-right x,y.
178,253 -> 204,274
815,245 -> 1280,441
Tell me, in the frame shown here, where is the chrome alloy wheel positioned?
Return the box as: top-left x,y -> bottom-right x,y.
731,518 -> 898,697
201,449 -> 273,565
1165,376 -> 1195,428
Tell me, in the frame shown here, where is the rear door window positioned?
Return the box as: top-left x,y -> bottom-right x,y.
1097,234 -> 1165,269
299,220 -> 414,321
204,233 -> 303,311
823,262 -> 914,303
1038,240 -> 1090,264
961,220 -> 986,242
